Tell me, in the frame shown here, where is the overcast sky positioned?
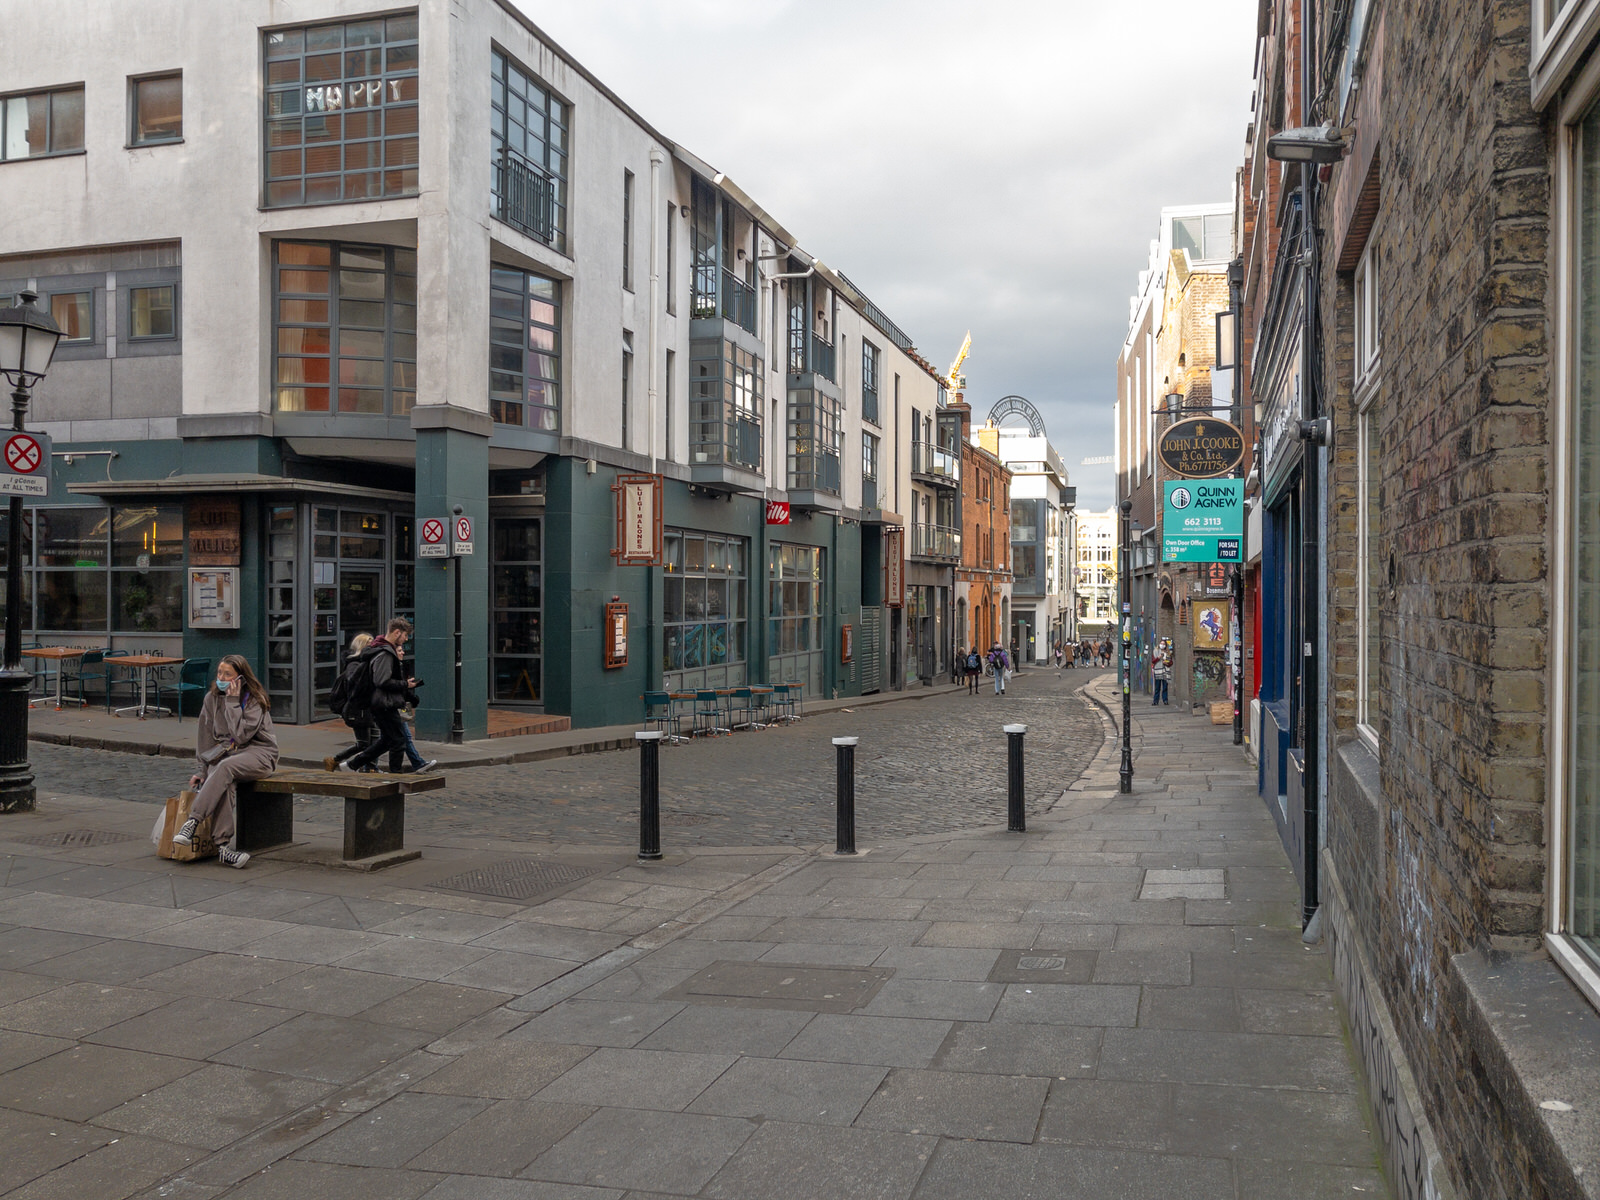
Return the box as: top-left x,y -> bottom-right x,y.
521,0 -> 1260,511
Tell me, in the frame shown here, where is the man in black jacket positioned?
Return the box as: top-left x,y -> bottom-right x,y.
341,616 -> 416,774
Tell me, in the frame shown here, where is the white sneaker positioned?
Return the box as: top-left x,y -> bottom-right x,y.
171,817 -> 198,847
218,846 -> 251,869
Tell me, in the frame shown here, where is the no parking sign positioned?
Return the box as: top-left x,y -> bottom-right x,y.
0,430 -> 50,496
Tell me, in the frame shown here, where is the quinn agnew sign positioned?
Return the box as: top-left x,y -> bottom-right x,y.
1163,479 -> 1243,563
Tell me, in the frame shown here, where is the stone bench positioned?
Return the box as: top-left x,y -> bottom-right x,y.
236,768 -> 446,864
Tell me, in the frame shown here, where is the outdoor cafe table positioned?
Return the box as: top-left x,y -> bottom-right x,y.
24,647 -> 88,710
114,653 -> 185,718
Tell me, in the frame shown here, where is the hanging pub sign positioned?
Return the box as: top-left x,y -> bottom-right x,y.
612,474 -> 663,565
1158,417 -> 1246,479
884,528 -> 906,608
1202,562 -> 1232,595
188,496 -> 241,566
766,500 -> 791,525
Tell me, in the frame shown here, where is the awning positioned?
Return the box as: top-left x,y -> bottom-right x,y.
67,473 -> 414,504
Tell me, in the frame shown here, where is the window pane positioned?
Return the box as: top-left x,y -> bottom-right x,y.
113,570 -> 182,632
36,507 -> 107,566
112,503 -> 183,566
50,88 -> 85,152
37,571 -> 107,632
130,285 -> 175,338
1572,100 -> 1600,960
133,75 -> 182,143
51,292 -> 92,341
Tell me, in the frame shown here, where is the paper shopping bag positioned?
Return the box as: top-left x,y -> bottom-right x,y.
158,790 -> 217,861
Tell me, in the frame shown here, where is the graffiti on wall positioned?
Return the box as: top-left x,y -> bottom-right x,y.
1329,889 -> 1451,1200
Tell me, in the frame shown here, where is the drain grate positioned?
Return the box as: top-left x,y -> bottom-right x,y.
10,829 -> 139,849
430,859 -> 602,901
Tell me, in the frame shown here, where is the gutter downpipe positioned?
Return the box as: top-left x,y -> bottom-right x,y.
648,147 -> 664,690
1299,0 -> 1322,929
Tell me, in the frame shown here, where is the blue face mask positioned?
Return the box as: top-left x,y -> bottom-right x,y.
216,678 -> 230,692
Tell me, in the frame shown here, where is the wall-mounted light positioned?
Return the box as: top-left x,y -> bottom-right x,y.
679,204 -> 689,217
1164,392 -> 1183,418
1266,124 -> 1348,164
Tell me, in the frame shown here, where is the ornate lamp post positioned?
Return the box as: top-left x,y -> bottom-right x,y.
1119,498 -> 1133,794
0,293 -> 63,814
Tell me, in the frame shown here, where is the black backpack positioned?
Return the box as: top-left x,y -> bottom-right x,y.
328,654 -> 374,718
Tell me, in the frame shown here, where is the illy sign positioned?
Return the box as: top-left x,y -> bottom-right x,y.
766,501 -> 791,525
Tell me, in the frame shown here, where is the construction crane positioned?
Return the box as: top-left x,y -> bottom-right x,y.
945,331 -> 971,392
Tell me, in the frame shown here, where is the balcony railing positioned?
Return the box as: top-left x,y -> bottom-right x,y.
862,476 -> 878,509
494,144 -> 555,244
791,449 -> 841,495
862,387 -> 879,426
911,523 -> 961,560
721,269 -> 757,334
809,332 -> 836,382
911,440 -> 960,483
691,406 -> 762,473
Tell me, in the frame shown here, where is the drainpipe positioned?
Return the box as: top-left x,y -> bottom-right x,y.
647,148 -> 664,689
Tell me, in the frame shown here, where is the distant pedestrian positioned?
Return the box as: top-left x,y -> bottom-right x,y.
1151,638 -> 1173,706
1054,640 -> 1065,671
173,655 -> 279,869
965,646 -> 982,694
989,642 -> 1010,695
393,640 -> 438,773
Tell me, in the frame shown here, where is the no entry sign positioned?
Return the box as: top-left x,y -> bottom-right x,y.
0,430 -> 50,497
419,516 -> 447,559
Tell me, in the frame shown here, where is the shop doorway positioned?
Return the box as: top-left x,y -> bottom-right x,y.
339,569 -> 382,654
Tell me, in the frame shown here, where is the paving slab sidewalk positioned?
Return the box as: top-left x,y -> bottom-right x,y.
0,675 -> 1392,1200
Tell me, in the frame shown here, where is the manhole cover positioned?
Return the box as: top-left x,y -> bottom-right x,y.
988,948 -> 1097,984
661,961 -> 894,1014
9,829 -> 139,848
430,859 -> 601,901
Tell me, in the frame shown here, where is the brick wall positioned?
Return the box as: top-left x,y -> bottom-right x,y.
1319,1 -> 1556,1196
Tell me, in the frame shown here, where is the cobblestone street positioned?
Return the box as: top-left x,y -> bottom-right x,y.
29,669 -> 1108,848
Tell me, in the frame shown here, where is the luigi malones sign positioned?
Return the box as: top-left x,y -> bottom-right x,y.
1163,480 -> 1244,562
1158,417 -> 1246,478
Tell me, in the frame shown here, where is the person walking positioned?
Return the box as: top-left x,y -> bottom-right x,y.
325,632 -> 376,772
172,654 -> 279,868
393,640 -> 437,773
964,646 -> 982,695
341,617 -> 417,774
1151,638 -> 1173,706
989,642 -> 1010,696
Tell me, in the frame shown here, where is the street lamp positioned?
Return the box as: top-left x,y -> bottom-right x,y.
1119,499 -> 1133,794
0,292 -> 63,815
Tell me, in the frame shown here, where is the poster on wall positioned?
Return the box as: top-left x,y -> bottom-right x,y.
885,528 -> 905,607
188,568 -> 240,629
1192,598 -> 1230,652
612,474 -> 662,565
603,598 -> 629,669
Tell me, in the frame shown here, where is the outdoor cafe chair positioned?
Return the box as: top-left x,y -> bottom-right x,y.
156,657 -> 210,723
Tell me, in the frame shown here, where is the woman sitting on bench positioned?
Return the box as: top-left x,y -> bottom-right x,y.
172,655 -> 279,868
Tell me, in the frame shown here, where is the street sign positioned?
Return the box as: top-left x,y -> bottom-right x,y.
1163,479 -> 1243,562
453,515 -> 474,557
0,430 -> 50,496
419,517 -> 447,559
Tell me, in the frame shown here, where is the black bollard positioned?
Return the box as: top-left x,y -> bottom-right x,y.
833,736 -> 858,855
636,731 -> 663,860
1004,723 -> 1027,832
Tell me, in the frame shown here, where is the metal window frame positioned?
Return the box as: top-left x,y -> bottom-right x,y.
127,283 -> 179,341
1549,59 -> 1600,1013
661,528 -> 750,684
490,46 -> 570,252
0,83 -> 86,161
261,14 -> 420,209
489,264 -> 563,432
128,71 -> 183,146
49,289 -> 95,344
271,239 -> 418,417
